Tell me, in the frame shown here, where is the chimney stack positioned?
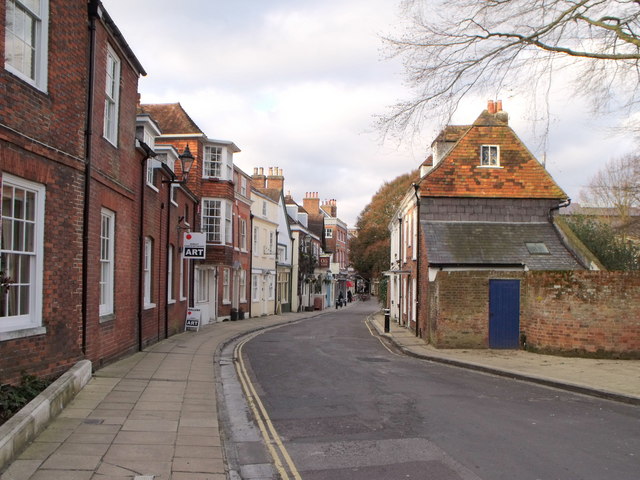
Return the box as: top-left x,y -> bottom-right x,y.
251,166 -> 267,189
266,166 -> 284,191
302,191 -> 320,215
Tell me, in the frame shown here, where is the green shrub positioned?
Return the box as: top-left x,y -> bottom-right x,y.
0,374 -> 52,426
565,215 -> 640,271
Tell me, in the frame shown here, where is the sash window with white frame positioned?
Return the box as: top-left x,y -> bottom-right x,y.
222,268 -> 230,303
202,198 -> 232,244
143,237 -> 154,308
99,208 -> 115,317
5,0 -> 49,91
251,274 -> 259,302
239,218 -> 247,251
1,175 -> 45,333
167,244 -> 175,303
239,270 -> 247,303
103,45 -> 121,145
203,146 -> 223,178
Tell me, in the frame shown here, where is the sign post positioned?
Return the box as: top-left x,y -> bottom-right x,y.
182,232 -> 206,259
185,308 -> 201,332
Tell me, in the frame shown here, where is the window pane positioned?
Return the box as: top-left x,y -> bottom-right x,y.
2,219 -> 12,250
13,220 -> 24,251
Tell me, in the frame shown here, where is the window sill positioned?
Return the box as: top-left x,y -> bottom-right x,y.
222,300 -> 231,305
477,165 -> 503,169
146,182 -> 159,193
99,313 -> 115,324
144,302 -> 156,310
168,299 -> 176,305
0,326 -> 47,342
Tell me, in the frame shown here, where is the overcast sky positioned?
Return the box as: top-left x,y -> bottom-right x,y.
103,0 -> 636,227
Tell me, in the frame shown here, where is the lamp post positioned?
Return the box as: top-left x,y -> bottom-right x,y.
163,145 -> 195,184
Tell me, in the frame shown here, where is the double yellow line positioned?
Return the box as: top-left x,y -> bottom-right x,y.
234,336 -> 302,480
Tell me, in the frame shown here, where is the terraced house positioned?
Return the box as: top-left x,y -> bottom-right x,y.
0,0 -> 197,383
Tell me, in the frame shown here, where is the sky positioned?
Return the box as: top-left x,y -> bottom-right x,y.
103,0 -> 636,227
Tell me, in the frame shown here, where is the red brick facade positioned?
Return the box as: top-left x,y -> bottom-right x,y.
0,0 -> 88,384
425,270 -> 640,357
0,1 -> 197,384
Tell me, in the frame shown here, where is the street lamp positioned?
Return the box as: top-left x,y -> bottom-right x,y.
163,145 -> 195,184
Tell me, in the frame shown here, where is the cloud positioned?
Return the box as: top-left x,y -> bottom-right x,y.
103,0 -> 636,226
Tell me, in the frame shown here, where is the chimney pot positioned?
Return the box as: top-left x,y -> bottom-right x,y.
488,100 -> 496,114
496,100 -> 503,112
259,167 -> 264,175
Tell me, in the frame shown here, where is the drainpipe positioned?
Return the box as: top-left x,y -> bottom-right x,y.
412,183 -> 421,338
249,213 -> 254,318
398,216 -> 403,326
549,198 -> 571,222
290,235 -> 295,313
82,0 -> 99,356
274,230 -> 279,315
164,180 -> 172,339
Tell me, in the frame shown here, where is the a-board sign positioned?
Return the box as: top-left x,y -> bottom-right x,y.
183,232 -> 206,259
185,308 -> 201,331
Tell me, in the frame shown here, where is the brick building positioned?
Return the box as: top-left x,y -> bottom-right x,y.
139,103 -> 242,324
389,101 -> 591,350
251,167 -> 294,313
0,1 -> 198,384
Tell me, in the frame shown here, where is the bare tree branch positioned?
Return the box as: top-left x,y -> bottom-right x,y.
380,0 -> 640,137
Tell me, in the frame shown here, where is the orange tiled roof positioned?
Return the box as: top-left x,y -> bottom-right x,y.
421,110 -> 567,199
139,103 -> 204,135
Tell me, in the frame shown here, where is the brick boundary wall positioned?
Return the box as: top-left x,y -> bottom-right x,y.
428,270 -> 640,357
522,271 -> 640,358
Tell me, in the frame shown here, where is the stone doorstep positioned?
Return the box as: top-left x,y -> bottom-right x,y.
0,360 -> 92,473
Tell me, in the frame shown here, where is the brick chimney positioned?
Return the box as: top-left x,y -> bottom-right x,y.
251,167 -> 266,189
322,198 -> 337,217
266,166 -> 284,191
302,192 -> 320,215
487,99 -> 508,124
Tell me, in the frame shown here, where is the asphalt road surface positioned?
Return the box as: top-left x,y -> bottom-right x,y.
237,301 -> 640,479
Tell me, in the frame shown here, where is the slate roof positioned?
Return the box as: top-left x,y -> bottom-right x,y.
139,103 -> 204,135
421,109 -> 567,199
423,222 -> 584,270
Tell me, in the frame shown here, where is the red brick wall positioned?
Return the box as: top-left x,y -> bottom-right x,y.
522,271 -> 640,357
425,270 -> 640,356
0,147 -> 85,384
0,0 -> 88,384
83,19 -> 144,366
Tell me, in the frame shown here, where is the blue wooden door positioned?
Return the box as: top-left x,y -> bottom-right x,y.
489,280 -> 520,349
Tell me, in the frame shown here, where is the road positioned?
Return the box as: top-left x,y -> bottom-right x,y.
232,301 -> 640,479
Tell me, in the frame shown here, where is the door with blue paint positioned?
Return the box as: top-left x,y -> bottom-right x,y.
489,279 -> 520,349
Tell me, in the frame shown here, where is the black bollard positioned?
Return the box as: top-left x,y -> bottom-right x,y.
384,308 -> 390,333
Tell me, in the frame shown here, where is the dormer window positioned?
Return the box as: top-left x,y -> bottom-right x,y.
480,145 -> 499,167
204,146 -> 223,177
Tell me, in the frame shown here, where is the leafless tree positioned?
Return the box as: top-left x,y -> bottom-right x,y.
580,153 -> 640,235
381,0 -> 640,136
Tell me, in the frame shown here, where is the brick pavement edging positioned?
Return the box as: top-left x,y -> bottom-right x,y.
0,360 -> 92,473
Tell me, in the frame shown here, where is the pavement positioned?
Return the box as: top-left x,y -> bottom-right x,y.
1,302 -> 638,480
